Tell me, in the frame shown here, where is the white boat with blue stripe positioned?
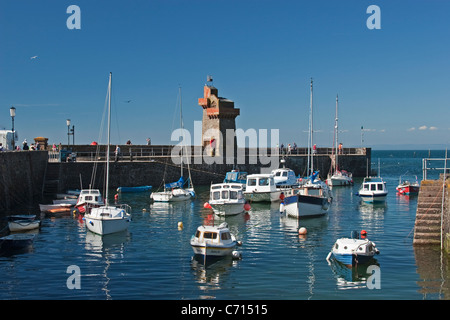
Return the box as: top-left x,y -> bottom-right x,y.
326,230 -> 380,266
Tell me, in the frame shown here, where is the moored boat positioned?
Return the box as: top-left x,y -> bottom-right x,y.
39,203 -> 72,213
243,174 -> 281,202
358,176 -> 388,203
75,189 -> 104,214
8,219 -> 40,232
84,72 -> 132,236
326,230 -> 380,266
117,185 -> 152,193
396,175 -> 420,195
0,233 -> 35,252
208,183 -> 248,216
190,222 -> 238,259
284,172 -> 332,218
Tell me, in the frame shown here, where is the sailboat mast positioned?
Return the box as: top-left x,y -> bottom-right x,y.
335,94 -> 339,172
309,78 -> 314,176
179,86 -> 183,178
105,72 -> 112,206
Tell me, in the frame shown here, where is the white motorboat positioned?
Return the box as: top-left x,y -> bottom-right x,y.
244,173 -> 282,202
284,173 -> 333,218
326,95 -> 353,187
208,183 -> 247,216
271,159 -> 299,188
326,230 -> 380,266
358,177 -> 388,203
190,222 -> 238,258
84,73 -> 132,235
75,189 -> 104,214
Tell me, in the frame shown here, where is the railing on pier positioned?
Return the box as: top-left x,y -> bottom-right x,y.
422,157 -> 450,180
47,146 -> 369,162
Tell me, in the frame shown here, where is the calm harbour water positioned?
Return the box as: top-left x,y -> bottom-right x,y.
1,150 -> 450,300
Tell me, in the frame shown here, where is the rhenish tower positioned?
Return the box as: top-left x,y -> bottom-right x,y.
198,76 -> 240,157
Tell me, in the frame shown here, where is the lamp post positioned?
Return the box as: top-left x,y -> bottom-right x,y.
10,106 -> 16,150
66,119 -> 71,146
66,119 -> 75,147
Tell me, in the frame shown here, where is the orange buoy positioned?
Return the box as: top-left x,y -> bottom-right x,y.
298,227 -> 307,235
244,203 -> 251,211
204,202 -> 212,209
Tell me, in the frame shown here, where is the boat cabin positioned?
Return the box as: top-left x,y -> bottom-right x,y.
78,189 -> 104,205
210,183 -> 244,202
361,177 -> 387,193
245,174 -> 277,192
193,224 -> 233,245
271,168 -> 297,186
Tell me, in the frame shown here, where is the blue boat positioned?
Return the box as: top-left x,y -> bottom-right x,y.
327,231 -> 380,266
117,185 -> 152,193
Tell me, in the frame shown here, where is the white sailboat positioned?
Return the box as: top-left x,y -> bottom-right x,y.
151,87 -> 195,202
85,73 -> 131,235
327,95 -> 353,186
285,79 -> 332,218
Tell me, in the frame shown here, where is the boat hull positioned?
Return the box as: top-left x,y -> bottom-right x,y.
8,220 -> 40,232
284,194 -> 329,218
210,202 -> 245,216
0,234 -> 35,251
191,244 -> 236,257
244,191 -> 281,202
359,192 -> 387,203
151,189 -> 193,202
85,206 -> 131,235
85,216 -> 130,235
396,185 -> 419,195
331,252 -> 374,266
327,176 -> 353,186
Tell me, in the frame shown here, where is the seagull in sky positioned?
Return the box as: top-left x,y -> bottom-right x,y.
30,56 -> 38,60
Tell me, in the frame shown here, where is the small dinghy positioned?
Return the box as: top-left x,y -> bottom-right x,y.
326,230 -> 379,266
190,222 -> 240,260
8,220 -> 40,232
0,234 -> 35,251
7,215 -> 40,232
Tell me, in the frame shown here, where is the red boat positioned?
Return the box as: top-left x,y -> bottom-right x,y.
396,176 -> 420,195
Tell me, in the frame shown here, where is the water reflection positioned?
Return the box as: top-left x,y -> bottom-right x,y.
190,255 -> 238,299
84,231 -> 130,300
414,246 -> 450,299
328,258 -> 380,290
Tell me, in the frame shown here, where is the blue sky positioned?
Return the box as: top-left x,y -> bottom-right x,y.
1,0 -> 449,149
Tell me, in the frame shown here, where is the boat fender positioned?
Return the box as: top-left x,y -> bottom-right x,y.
298,227 -> 307,235
279,202 -> 285,213
237,240 -> 243,246
326,251 -> 332,261
232,250 -> 242,260
244,203 -> 251,211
